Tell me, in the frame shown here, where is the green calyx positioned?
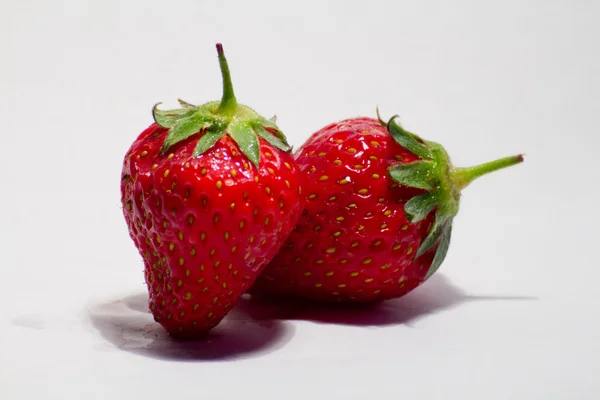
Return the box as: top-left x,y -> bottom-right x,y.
378,110 -> 524,279
152,43 -> 290,167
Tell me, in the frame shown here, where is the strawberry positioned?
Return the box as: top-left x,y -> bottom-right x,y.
252,113 -> 523,302
120,44 -> 303,338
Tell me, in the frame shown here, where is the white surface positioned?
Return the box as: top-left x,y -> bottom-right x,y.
1,0 -> 599,399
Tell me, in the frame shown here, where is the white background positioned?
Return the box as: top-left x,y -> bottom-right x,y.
2,0 -> 599,399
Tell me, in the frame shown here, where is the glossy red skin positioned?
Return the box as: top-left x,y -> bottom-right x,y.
252,117 -> 437,303
121,123 -> 303,337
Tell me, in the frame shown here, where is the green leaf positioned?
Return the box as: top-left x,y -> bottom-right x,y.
416,213 -> 447,258
228,122 -> 260,167
404,191 -> 439,223
254,124 -> 292,152
192,121 -> 227,157
268,115 -> 277,124
425,223 -> 452,279
388,161 -> 438,190
387,116 -> 433,160
152,103 -> 196,128
161,113 -> 213,154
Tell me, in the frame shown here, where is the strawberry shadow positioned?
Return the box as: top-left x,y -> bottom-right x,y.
87,294 -> 295,362
237,273 -> 536,326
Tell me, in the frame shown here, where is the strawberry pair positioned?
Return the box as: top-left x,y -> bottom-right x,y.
121,44 -> 523,338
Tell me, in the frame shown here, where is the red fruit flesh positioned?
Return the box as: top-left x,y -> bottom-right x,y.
252,117 -> 437,302
121,123 -> 303,337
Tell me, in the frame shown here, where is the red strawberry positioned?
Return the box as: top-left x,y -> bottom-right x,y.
120,44 -> 303,338
252,113 -> 523,302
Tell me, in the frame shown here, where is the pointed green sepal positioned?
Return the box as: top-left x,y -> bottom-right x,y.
388,160 -> 438,190
387,116 -> 433,160
254,123 -> 292,152
425,223 -> 452,279
178,99 -> 196,108
416,213 -> 449,258
404,191 -> 439,223
160,112 -> 213,154
192,120 -> 227,157
229,122 -> 260,167
152,103 -> 196,128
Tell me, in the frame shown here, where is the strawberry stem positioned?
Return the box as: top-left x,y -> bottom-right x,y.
216,43 -> 238,116
451,154 -> 524,190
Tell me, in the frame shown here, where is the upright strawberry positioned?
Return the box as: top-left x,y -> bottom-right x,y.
252,113 -> 523,302
120,44 -> 303,338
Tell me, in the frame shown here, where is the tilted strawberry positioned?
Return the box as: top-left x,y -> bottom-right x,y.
252,113 -> 523,302
120,44 -> 303,338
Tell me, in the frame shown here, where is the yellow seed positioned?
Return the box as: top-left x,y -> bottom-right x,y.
380,223 -> 388,229
151,164 -> 158,170
185,269 -> 190,276
201,232 -> 206,240
351,241 -> 359,247
308,194 -> 317,199
378,197 -> 385,202
315,259 -> 324,264
230,202 -> 236,211
325,247 -> 336,254
169,243 -> 175,251
339,178 -> 349,185
372,174 -> 380,179
393,244 -> 402,250
364,278 -> 374,283
231,170 -> 237,178
156,236 -> 162,243
163,169 -> 170,178
265,152 -> 272,158
370,141 -> 380,147
369,155 -> 378,160
224,232 -> 230,240
354,164 -> 363,169
216,181 -> 222,190
347,148 -> 357,154
333,160 -> 342,165
265,187 -> 271,195
185,292 -> 191,300
167,313 -> 172,320
314,283 -> 323,288
185,162 -> 190,168
178,231 -> 184,240
213,297 -> 218,304
264,216 -> 270,225
249,235 -> 254,243
328,196 -> 337,201
348,203 -> 357,208
362,258 -> 373,264
285,180 -> 291,188
228,263 -> 233,270
358,189 -> 368,195
231,246 -> 237,253
309,166 -> 316,173
340,258 -> 348,263
398,276 -> 406,283
384,210 -> 392,216
326,271 -> 334,276
394,155 -> 403,161
338,284 -> 347,288
179,258 -> 184,266
407,247 -> 413,255
380,263 -> 391,270
350,272 -> 359,277
358,225 -> 365,231
373,240 -> 382,246
210,248 -> 216,256
284,162 -> 291,170
213,214 -> 219,224
207,312 -> 213,318
333,231 -> 341,237
314,225 -> 321,231
140,150 -> 148,157
318,152 -> 326,157
304,272 -> 311,276
319,175 -> 329,181
401,224 -> 409,230
244,252 -> 251,260
201,168 -> 207,176
193,304 -> 199,310
336,216 -> 344,221
222,282 -> 227,289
